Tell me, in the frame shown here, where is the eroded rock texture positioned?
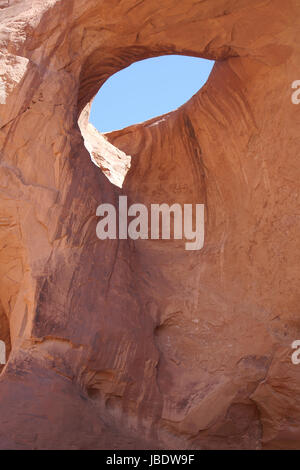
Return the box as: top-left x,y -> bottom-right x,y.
0,0 -> 300,450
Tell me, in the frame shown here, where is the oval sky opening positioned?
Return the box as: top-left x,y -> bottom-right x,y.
90,55 -> 215,134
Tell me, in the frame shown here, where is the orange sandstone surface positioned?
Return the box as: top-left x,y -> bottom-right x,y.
0,0 -> 300,449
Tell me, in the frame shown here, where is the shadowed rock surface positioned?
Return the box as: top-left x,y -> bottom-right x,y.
0,0 -> 300,450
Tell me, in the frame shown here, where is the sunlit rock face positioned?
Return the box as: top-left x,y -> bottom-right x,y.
0,0 -> 300,450
79,103 -> 131,188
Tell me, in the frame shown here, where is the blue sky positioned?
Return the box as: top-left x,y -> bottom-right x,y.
90,55 -> 214,134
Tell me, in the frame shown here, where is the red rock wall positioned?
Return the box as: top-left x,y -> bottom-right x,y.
0,0 -> 299,449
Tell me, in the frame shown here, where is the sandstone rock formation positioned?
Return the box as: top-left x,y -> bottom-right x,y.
0,0 -> 300,450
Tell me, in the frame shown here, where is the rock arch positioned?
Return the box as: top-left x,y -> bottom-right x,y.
0,0 -> 299,450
